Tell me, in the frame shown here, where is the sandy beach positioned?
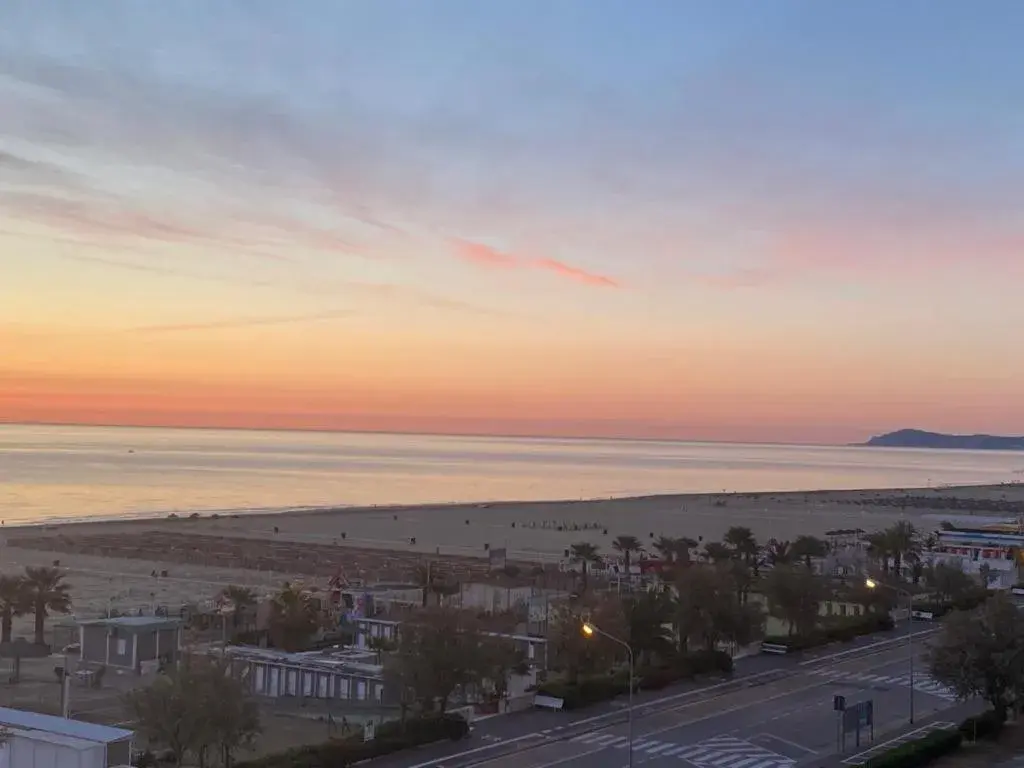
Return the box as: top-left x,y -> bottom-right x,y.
2,482 -> 1022,633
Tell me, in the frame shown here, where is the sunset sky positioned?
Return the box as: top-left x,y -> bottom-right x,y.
3,1 -> 1024,444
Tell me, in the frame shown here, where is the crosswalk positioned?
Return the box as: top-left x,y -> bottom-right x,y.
569,732 -> 796,767
806,667 -> 957,701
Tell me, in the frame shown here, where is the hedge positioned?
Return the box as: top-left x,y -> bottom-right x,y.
959,709 -> 1005,741
762,613 -> 894,652
234,714 -> 470,768
537,650 -> 732,708
864,728 -> 961,768
911,590 -> 991,619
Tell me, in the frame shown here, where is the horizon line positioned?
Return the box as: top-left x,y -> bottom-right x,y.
0,417 -> 860,449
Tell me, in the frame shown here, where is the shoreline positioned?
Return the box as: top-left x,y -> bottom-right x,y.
7,480 -> 1021,533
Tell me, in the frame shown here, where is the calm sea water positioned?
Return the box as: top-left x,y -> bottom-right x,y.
1,424 -> 1022,525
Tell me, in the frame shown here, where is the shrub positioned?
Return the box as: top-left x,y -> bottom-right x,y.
959,709 -> 1005,741
234,713 -> 469,768
762,613 -> 894,652
538,650 -> 732,708
864,728 -> 961,768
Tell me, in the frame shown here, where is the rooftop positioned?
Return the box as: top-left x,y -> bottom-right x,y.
0,706 -> 133,743
225,645 -> 383,676
78,616 -> 183,631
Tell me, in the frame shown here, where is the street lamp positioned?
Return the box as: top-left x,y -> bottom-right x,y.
582,621 -> 635,768
865,578 -> 914,723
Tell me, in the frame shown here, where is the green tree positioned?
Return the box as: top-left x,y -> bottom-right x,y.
548,595 -> 626,682
864,531 -> 891,575
723,526 -> 758,567
125,655 -> 260,767
385,609 -> 484,713
220,585 -> 257,631
267,583 -> 319,652
924,562 -> 976,603
702,542 -> 732,564
22,567 -> 72,646
764,539 -> 792,566
622,589 -> 674,666
652,536 -> 679,563
929,593 -> 1024,721
477,637 -> 528,702
0,575 -> 28,644
791,535 -> 829,571
612,535 -> 642,576
763,565 -> 826,636
673,565 -> 762,651
569,542 -> 601,591
883,522 -> 919,579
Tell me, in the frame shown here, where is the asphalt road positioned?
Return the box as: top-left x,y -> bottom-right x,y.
382,626 -> 978,768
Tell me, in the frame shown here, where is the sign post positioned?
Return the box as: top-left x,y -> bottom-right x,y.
842,700 -> 874,750
834,695 -> 846,752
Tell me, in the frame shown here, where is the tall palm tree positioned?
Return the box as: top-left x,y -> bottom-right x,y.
703,542 -> 732,564
569,542 -> 601,591
864,531 -> 891,575
221,585 -> 257,630
0,575 -> 28,643
885,522 -> 919,579
765,539 -> 793,566
268,582 -> 319,652
791,535 -> 829,571
612,535 -> 642,576
22,567 -> 72,646
652,536 -> 678,563
724,526 -> 758,564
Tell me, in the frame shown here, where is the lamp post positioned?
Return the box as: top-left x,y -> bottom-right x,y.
582,621 -> 635,768
865,578 -> 914,723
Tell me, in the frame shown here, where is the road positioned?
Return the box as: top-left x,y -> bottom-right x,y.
384,628 -> 979,768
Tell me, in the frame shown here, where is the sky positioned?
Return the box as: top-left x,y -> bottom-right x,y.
2,1 -> 1024,444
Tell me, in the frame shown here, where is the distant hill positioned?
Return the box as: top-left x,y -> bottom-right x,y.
863,429 -> 1024,450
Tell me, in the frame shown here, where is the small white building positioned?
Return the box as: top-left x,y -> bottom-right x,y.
0,707 -> 133,767
225,645 -> 386,705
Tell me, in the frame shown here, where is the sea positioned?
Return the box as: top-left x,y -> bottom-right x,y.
1,424 -> 1022,526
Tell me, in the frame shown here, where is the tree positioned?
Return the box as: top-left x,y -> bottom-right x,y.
791,535 -> 829,571
929,593 -> 1024,720
22,567 -> 72,646
220,585 -> 257,631
612,535 -> 642,576
702,542 -> 732,564
568,542 -> 601,591
864,531 -> 891,575
622,589 -> 674,666
723,527 -> 759,572
763,565 -> 827,636
477,637 -> 527,702
125,655 -> 260,767
883,522 -> 919,579
0,575 -> 28,643
764,539 -> 792,566
384,609 -> 484,713
924,562 -> 976,603
673,565 -> 762,652
548,595 -> 626,682
367,635 -> 396,663
267,583 -> 319,652
652,536 -> 678,563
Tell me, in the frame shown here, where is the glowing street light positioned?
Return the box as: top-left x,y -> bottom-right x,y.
581,621 -> 634,768
865,578 -> 915,723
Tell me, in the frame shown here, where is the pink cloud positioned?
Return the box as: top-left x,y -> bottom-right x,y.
452,239 -> 619,288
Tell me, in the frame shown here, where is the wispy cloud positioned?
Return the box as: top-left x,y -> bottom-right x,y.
453,239 -> 620,288
128,311 -> 354,334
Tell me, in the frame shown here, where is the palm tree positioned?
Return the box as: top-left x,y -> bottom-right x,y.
221,585 -> 257,630
0,575 -> 28,643
623,590 -> 674,666
612,535 -> 642,576
885,522 -> 919,579
791,535 -> 829,571
652,536 -> 678,563
703,542 -> 732,563
22,567 -> 72,646
724,526 -> 760,577
267,583 -> 319,652
569,542 -> 601,591
864,531 -> 891,575
765,539 -> 792,566
763,565 -> 826,636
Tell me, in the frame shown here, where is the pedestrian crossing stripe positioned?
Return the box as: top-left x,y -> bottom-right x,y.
806,668 -> 957,701
569,732 -> 796,766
